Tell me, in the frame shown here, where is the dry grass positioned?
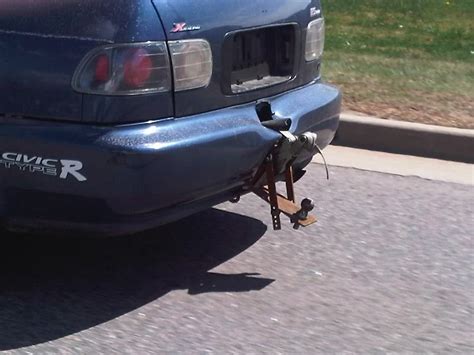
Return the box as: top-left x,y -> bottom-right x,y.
322,0 -> 474,128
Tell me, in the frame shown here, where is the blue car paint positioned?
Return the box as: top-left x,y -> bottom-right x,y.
0,0 -> 173,122
152,0 -> 322,117
0,0 -> 341,236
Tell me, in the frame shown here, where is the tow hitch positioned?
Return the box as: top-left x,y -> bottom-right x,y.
249,101 -> 329,230
253,157 -> 317,230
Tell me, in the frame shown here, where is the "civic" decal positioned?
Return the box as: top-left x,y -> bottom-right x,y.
0,152 -> 87,182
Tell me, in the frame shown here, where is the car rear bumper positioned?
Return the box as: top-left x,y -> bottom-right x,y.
0,82 -> 341,236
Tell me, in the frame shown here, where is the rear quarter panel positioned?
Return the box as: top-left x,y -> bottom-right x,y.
0,0 -> 173,122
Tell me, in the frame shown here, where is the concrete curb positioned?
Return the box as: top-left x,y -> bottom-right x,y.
333,113 -> 474,163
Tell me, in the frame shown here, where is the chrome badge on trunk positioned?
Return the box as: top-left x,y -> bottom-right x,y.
170,23 -> 201,33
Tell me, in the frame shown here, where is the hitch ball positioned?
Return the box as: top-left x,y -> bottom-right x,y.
301,198 -> 315,212
291,198 -> 316,229
297,198 -> 315,221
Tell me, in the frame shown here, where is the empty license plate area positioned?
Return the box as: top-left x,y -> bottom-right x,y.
227,25 -> 297,94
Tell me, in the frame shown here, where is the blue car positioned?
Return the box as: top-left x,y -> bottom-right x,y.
0,0 -> 341,236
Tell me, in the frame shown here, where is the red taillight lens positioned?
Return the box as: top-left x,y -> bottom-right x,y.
123,48 -> 153,88
94,54 -> 110,83
72,42 -> 171,95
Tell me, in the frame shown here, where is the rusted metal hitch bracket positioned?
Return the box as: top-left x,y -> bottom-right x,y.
251,101 -> 323,230
253,154 -> 317,230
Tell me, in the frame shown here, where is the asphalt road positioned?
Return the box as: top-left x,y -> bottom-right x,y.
1,154 -> 473,354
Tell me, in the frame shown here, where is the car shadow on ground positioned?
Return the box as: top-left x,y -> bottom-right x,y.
0,208 -> 272,350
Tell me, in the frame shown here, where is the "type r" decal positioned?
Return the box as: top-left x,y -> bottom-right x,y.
0,152 -> 87,182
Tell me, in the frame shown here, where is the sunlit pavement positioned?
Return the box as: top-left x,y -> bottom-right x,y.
1,147 -> 473,353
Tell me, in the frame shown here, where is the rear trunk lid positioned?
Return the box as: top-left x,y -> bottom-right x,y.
152,0 -> 322,117
0,0 -> 172,123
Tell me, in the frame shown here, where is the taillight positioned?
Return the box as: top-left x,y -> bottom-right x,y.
168,39 -> 213,92
73,40 -> 213,95
305,18 -> 325,62
72,42 -> 171,95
